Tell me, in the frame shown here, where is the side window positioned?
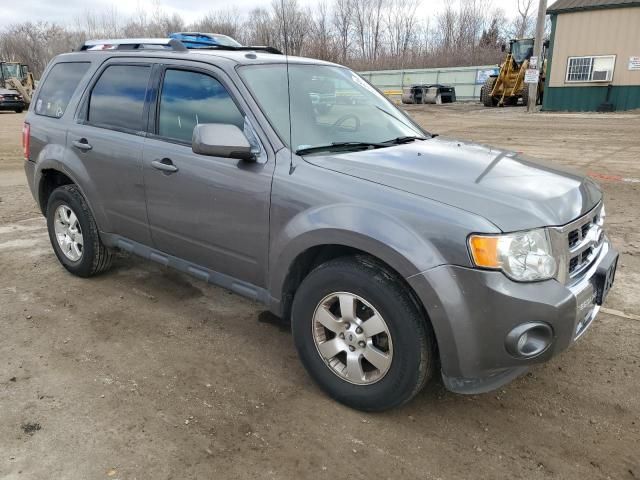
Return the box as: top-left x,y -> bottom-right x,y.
88,65 -> 151,132
158,69 -> 244,144
35,62 -> 90,118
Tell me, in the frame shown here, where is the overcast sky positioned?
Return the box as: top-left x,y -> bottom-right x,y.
0,0 -> 559,29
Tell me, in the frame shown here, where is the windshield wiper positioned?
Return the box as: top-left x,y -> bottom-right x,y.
382,135 -> 427,145
295,141 -> 388,156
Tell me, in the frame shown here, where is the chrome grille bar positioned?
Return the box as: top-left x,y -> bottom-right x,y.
549,202 -> 604,285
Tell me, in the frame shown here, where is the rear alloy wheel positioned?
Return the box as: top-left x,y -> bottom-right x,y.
53,204 -> 84,262
46,184 -> 112,277
292,256 -> 435,411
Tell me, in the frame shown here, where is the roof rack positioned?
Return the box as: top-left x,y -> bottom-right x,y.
188,45 -> 283,55
77,38 -> 282,55
78,38 -> 188,52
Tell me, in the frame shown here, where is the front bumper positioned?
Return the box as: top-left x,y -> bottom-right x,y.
408,238 -> 618,394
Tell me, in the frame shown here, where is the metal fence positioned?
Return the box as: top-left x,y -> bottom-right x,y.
358,65 -> 500,102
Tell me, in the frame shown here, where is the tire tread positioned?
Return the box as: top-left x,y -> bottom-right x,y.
47,184 -> 112,277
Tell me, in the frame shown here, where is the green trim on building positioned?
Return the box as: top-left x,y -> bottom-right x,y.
542,15 -> 558,111
544,85 -> 640,111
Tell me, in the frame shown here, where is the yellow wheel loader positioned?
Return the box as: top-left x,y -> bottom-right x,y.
481,38 -> 547,107
0,61 -> 36,105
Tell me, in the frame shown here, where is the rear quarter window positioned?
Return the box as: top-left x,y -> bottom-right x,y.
35,62 -> 91,118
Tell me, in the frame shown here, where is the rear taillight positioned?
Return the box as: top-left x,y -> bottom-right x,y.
22,122 -> 30,160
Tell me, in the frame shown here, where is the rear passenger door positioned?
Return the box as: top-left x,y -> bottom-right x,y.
142,65 -> 274,288
67,61 -> 153,245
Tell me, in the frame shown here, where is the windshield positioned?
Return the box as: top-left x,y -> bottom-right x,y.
1,63 -> 21,79
239,64 -> 425,153
512,40 -> 534,64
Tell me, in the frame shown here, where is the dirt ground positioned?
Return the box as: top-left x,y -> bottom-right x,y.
1,105 -> 639,480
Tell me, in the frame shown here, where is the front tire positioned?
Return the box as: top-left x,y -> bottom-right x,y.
46,185 -> 112,277
291,256 -> 435,411
481,77 -> 498,107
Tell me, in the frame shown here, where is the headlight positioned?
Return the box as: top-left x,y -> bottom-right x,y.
468,228 -> 557,281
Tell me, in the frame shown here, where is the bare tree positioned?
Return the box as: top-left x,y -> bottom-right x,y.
0,0 -> 525,78
513,0 -> 536,38
309,2 -> 339,61
351,0 -> 385,63
386,0 -> 421,66
271,0 -> 311,55
435,0 -> 458,54
333,0 -> 352,63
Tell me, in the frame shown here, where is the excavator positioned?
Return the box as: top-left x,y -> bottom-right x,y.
480,38 -> 548,107
0,61 -> 36,105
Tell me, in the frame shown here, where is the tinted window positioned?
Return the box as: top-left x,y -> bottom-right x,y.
88,65 -> 151,132
158,69 -> 244,143
35,62 -> 90,118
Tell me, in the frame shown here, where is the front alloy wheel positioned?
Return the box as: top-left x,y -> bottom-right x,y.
292,256 -> 436,411
312,292 -> 393,385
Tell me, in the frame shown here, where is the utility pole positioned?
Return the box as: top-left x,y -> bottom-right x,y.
528,0 -> 548,112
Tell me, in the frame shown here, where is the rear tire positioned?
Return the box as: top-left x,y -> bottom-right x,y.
291,256 -> 435,411
46,185 -> 112,277
15,108 -> 23,113
481,77 -> 498,107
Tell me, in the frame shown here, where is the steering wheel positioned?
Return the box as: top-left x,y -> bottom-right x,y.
332,114 -> 360,132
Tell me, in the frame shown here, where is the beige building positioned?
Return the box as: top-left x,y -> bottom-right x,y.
544,0 -> 640,111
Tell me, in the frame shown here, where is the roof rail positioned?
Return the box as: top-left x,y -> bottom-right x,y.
77,38 -> 188,52
188,45 -> 283,55
76,37 -> 282,55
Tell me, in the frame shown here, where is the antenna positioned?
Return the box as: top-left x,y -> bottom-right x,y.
281,0 -> 295,174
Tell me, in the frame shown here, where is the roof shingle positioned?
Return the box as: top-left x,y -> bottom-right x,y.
547,0 -> 640,13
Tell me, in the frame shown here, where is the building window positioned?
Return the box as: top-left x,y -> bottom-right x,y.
566,55 -> 616,83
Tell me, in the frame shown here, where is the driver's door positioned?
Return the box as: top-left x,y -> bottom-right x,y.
142,65 -> 274,287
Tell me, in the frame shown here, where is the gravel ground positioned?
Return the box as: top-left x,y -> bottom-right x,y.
1,105 -> 639,480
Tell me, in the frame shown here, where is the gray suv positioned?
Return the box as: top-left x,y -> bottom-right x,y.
23,38 -> 618,411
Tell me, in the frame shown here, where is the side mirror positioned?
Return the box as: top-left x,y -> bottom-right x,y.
501,43 -> 506,52
192,123 -> 255,162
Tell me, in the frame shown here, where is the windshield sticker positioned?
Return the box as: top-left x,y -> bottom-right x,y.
351,73 -> 377,94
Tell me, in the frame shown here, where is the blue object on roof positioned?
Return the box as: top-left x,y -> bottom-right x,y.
169,32 -> 242,49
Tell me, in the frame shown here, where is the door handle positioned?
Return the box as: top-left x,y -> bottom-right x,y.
151,158 -> 178,173
72,139 -> 92,151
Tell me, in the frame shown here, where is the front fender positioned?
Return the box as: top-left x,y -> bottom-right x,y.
268,203 -> 447,307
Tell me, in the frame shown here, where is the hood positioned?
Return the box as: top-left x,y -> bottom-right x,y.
0,88 -> 20,95
304,137 -> 602,232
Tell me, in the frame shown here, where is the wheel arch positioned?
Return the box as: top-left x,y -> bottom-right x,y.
276,240 -> 425,312
38,168 -> 75,215
35,160 -> 110,232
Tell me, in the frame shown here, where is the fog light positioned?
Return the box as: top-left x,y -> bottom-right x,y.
506,322 -> 553,358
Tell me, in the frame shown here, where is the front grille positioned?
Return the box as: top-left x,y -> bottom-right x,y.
568,230 -> 580,248
563,204 -> 605,280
